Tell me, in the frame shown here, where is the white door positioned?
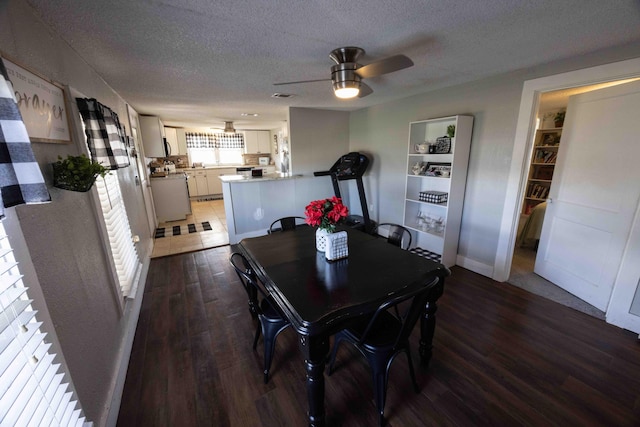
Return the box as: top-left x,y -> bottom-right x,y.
534,80 -> 640,311
607,209 -> 640,333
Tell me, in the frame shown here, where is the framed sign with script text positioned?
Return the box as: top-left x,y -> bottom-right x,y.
1,57 -> 71,143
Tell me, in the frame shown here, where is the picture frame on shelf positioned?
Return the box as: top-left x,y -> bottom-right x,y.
425,162 -> 452,177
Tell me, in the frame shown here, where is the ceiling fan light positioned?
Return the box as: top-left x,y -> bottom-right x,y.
223,121 -> 236,133
333,81 -> 360,99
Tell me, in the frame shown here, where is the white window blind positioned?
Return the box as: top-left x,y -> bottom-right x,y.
0,220 -> 90,426
94,174 -> 139,298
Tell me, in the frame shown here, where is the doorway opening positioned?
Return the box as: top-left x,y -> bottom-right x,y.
506,81 -> 637,319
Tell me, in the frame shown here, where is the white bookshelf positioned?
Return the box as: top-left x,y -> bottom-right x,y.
403,115 -> 474,267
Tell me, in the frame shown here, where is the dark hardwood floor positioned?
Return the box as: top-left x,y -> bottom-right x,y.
117,245 -> 640,426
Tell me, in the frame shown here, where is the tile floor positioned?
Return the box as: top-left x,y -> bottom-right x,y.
151,199 -> 229,258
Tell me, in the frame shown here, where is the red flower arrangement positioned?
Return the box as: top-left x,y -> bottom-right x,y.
304,196 -> 349,232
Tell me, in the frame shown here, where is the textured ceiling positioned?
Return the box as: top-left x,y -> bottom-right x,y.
24,0 -> 640,130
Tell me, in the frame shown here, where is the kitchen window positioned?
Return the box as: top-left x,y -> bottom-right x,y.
186,132 -> 244,165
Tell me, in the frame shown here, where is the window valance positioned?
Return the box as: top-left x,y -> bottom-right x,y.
185,132 -> 244,150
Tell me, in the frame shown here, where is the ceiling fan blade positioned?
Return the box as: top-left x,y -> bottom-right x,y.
355,54 -> 414,79
358,82 -> 373,98
274,78 -> 331,86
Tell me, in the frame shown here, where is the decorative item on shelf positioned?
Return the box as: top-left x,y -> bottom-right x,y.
554,110 -> 565,128
52,154 -> 109,192
433,137 -> 451,154
411,161 -> 426,175
447,124 -> 456,138
541,132 -> 561,146
414,142 -> 430,154
424,162 -> 452,177
305,196 -> 349,252
419,191 -> 448,204
416,211 -> 445,234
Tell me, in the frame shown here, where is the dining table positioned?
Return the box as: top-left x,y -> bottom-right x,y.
237,226 -> 450,427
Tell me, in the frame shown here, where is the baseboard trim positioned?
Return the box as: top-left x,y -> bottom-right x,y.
456,255 -> 494,279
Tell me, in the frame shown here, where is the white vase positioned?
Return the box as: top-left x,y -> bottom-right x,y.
316,228 -> 330,252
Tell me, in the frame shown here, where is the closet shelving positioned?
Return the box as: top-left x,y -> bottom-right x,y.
522,127 -> 562,215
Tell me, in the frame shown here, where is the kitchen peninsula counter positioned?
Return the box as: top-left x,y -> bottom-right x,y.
219,173 -> 303,183
221,173 -> 333,244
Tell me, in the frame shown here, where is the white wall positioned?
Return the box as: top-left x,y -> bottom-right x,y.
288,107 -> 352,204
289,107 -> 350,176
350,75 -> 522,269
1,1 -> 152,424
349,44 -> 640,275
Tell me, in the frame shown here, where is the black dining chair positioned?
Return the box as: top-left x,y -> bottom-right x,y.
268,216 -> 306,233
377,222 -> 412,250
327,277 -> 440,426
230,252 -> 291,383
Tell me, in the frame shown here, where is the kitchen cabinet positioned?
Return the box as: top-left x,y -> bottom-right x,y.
195,170 -> 208,196
522,127 -> 562,215
176,128 -> 187,154
244,130 -> 271,154
206,171 -> 221,195
185,171 -> 197,196
139,115 -> 166,158
187,167 -> 237,197
403,115 -> 473,267
164,127 -> 179,156
206,168 -> 235,195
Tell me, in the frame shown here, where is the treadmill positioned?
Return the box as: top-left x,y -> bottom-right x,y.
314,152 -> 375,234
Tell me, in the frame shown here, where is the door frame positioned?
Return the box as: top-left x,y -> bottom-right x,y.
494,57 -> 640,284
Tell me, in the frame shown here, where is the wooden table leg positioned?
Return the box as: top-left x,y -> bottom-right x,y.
299,334 -> 329,427
420,278 -> 444,366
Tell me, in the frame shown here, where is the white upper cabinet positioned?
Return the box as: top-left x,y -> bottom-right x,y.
164,127 -> 179,156
244,130 -> 271,154
176,128 -> 187,155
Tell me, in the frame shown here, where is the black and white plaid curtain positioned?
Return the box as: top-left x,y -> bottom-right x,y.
76,98 -> 129,169
185,132 -> 244,149
217,133 -> 244,150
0,60 -> 50,219
185,132 -> 216,148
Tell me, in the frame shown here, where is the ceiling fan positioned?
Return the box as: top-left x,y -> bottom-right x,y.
274,47 -> 414,99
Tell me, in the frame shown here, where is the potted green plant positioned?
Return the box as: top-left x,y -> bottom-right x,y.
447,124 -> 456,138
554,110 -> 566,128
52,154 -> 110,192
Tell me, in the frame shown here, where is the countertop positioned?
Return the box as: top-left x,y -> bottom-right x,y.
181,164 -> 272,171
219,173 -> 303,183
151,164 -> 277,179
150,171 -> 188,180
